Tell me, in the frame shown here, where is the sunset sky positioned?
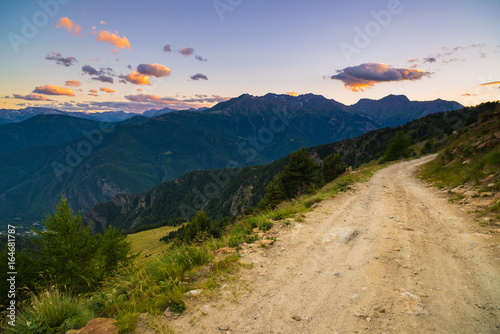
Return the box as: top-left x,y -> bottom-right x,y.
0,0 -> 499,113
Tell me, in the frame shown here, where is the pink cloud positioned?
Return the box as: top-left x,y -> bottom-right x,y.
13,93 -> 53,101
55,17 -> 83,36
92,30 -> 131,52
65,80 -> 81,87
33,85 -> 75,96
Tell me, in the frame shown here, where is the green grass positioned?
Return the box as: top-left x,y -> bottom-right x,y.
4,288 -> 96,334
1,161 -> 386,333
126,224 -> 184,261
418,108 -> 500,218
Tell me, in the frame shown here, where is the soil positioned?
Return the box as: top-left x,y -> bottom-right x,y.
168,155 -> 500,334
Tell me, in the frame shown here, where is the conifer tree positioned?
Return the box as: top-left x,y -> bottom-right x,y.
380,131 -> 411,163
322,153 -> 346,183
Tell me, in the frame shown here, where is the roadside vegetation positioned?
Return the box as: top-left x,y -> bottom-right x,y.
418,102 -> 500,221
1,102 -> 498,333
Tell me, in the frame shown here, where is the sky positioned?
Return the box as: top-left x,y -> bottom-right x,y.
0,0 -> 499,113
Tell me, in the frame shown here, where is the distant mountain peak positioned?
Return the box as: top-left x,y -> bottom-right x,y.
380,94 -> 410,103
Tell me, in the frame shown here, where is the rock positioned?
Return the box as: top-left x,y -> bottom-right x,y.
292,315 -> 302,321
458,198 -> 469,205
399,288 -> 425,315
480,192 -> 493,197
66,330 -> 80,334
164,308 -> 180,319
311,203 -> 320,209
463,190 -> 479,198
252,228 -> 260,233
258,232 -> 266,239
77,318 -> 118,334
494,131 -> 500,139
260,239 -> 274,246
217,325 -> 230,330
185,289 -> 202,297
216,247 -> 236,254
450,187 -> 466,194
353,312 -> 369,319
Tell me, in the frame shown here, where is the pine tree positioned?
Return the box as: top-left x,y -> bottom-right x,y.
280,147 -> 321,198
29,196 -> 134,292
184,210 -> 213,243
258,173 -> 284,209
380,131 -> 411,163
31,196 -> 99,291
322,153 -> 346,183
96,226 -> 134,273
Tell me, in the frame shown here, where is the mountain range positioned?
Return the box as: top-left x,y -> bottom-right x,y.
85,101 -> 489,233
0,106 -> 208,125
0,93 -> 462,226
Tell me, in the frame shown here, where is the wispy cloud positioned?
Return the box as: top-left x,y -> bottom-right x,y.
33,85 -> 75,96
100,87 -> 115,93
92,30 -> 131,52
82,65 -> 115,83
64,80 -> 81,87
92,75 -> 114,84
330,63 -> 430,92
13,93 -> 53,101
479,81 -> 500,87
190,73 -> 208,81
46,51 -> 77,67
55,17 -> 83,36
409,44 -> 486,66
120,94 -> 230,110
195,55 -> 208,62
163,44 -> 172,52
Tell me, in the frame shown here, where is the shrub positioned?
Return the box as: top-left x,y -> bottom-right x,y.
4,289 -> 95,334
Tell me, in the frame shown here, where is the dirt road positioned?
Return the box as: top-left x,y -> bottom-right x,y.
170,156 -> 500,333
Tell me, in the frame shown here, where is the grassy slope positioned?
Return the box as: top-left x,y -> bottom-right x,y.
126,225 -> 183,260
418,103 -> 500,220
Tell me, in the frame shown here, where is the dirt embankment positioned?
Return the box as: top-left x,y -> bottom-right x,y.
169,155 -> 500,334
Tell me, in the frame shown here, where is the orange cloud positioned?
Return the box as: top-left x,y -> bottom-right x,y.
92,30 -> 131,52
55,17 -> 83,36
286,92 -> 298,97
479,81 -> 500,87
330,63 -> 430,92
88,93 -> 99,97
137,63 -> 171,77
100,21 -> 106,25
65,80 -> 81,87
137,88 -> 143,91
13,93 -> 53,101
33,85 -> 75,96
100,87 -> 115,93
121,71 -> 150,85
89,89 -> 98,93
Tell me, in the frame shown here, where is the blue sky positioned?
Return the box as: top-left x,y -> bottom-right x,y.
0,0 -> 499,112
